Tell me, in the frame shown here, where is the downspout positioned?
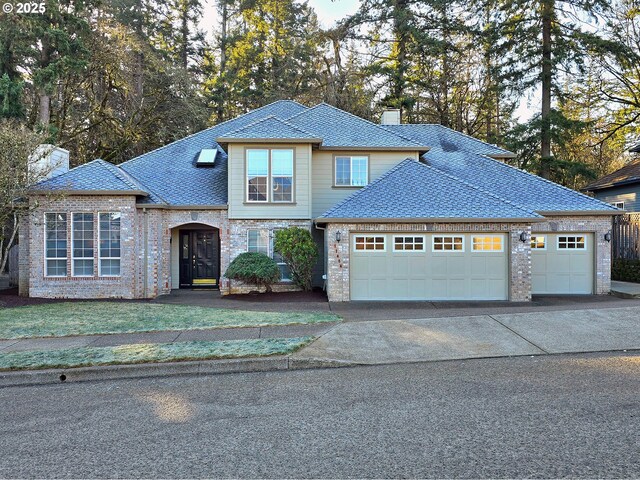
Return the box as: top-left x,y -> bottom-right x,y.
314,221 -> 327,291
143,207 -> 148,298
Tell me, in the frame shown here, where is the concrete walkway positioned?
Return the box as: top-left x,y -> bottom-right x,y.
610,280 -> 640,298
0,323 -> 334,353
292,306 -> 640,365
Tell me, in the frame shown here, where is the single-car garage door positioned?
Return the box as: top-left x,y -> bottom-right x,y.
350,233 -> 508,301
531,233 -> 594,294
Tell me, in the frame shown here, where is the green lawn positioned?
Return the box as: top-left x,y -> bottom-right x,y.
0,302 -> 339,340
0,337 -> 314,371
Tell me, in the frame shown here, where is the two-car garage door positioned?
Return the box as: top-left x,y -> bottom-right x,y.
350,233 -> 508,301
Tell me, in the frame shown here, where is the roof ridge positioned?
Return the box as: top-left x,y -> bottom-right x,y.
286,103 -> 424,148
219,114 -> 319,139
120,100 -> 308,168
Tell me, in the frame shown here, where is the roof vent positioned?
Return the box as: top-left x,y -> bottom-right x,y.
381,109 -> 401,125
197,149 -> 217,167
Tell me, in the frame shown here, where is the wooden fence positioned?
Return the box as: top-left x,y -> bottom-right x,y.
613,213 -> 640,260
8,244 -> 19,286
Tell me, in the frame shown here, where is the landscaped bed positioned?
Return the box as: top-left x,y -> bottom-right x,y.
0,302 -> 340,340
0,337 -> 314,371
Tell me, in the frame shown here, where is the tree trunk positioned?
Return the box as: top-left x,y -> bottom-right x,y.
180,0 -> 189,70
38,39 -> 51,126
540,0 -> 553,179
216,0 -> 228,122
0,214 -> 18,274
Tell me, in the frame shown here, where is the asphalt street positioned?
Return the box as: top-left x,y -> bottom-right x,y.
1,352 -> 639,478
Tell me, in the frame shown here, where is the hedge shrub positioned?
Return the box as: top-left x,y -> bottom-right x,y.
274,227 -> 318,291
612,259 -> 640,283
224,252 -> 281,293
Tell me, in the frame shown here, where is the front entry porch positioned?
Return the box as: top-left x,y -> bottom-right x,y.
172,226 -> 220,290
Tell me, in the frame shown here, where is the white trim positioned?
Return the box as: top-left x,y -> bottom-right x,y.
352,234 -> 387,252
392,235 -> 426,252
246,148 -> 294,203
270,149 -> 294,203
71,212 -> 95,277
98,212 -> 122,277
612,201 -> 625,210
432,234 -> 465,253
44,212 -> 68,278
246,148 -> 270,203
471,235 -> 504,253
530,234 -> 547,251
557,234 -> 588,250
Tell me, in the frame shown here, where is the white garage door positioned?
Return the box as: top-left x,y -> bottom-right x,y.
350,233 -> 508,301
531,233 -> 594,294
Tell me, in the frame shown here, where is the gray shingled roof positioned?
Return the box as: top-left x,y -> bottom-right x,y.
582,158 -> 640,192
318,159 -> 541,221
384,124 -> 514,158
216,115 -> 321,141
286,103 -> 426,149
424,148 -> 618,212
31,159 -> 149,195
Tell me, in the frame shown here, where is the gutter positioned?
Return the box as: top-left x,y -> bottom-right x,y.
29,189 -> 149,197
135,204 -> 228,210
536,210 -> 622,216
315,216 -> 545,224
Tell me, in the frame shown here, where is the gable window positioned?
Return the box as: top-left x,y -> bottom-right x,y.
99,213 -> 121,277
558,235 -> 586,250
531,235 -> 546,250
72,213 -> 94,276
472,236 -> 503,252
433,235 -> 464,252
246,149 -> 294,203
247,229 -> 269,255
354,235 -> 385,251
393,236 -> 425,252
45,213 -> 68,277
335,156 -> 368,187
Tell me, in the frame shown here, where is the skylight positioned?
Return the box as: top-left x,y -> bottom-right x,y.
197,149 -> 217,166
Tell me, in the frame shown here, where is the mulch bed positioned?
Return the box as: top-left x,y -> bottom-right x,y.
0,288 -> 66,308
223,289 -> 328,303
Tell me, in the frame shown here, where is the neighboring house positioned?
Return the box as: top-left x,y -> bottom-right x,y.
582,151 -> 640,212
20,101 -> 618,302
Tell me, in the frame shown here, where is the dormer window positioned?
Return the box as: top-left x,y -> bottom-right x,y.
246,148 -> 294,203
196,149 -> 217,167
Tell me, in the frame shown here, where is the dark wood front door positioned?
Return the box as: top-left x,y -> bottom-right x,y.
179,230 -> 219,288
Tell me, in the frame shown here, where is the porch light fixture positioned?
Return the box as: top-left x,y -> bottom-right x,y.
604,231 -> 612,243
335,231 -> 342,242
519,231 -> 528,243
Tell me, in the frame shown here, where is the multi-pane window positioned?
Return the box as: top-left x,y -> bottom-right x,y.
72,213 -> 94,276
472,236 -> 503,252
433,236 -> 464,252
272,229 -> 291,281
247,149 -> 269,202
531,235 -> 546,250
558,235 -> 586,250
45,213 -> 67,277
354,235 -> 385,251
247,229 -> 269,255
99,213 -> 121,276
612,202 -> 624,209
393,236 -> 425,252
271,150 -> 293,202
246,149 -> 294,202
335,156 -> 368,186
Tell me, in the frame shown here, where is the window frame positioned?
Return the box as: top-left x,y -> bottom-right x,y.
471,235 -> 504,253
245,148 -> 295,204
530,235 -> 547,250
612,201 -> 624,209
392,235 -> 426,252
557,235 -> 587,250
353,235 -> 386,252
334,155 -> 370,187
98,212 -> 122,277
432,235 -> 465,253
71,212 -> 95,277
44,212 -> 68,278
246,229 -> 269,255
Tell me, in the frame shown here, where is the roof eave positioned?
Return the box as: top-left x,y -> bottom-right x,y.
29,189 -> 149,197
581,177 -> 640,192
317,146 -> 430,152
315,216 -> 544,224
537,210 -> 621,216
216,137 -> 322,144
136,204 -> 228,210
488,153 -> 517,159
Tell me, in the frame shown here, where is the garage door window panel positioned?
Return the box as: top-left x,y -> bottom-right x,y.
472,236 -> 503,252
354,235 -> 386,252
433,236 -> 464,252
558,236 -> 586,250
531,235 -> 546,250
393,236 -> 425,252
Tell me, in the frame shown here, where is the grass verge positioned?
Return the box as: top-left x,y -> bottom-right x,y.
0,302 -> 339,340
0,337 -> 314,371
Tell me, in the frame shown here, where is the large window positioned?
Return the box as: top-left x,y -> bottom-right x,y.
335,156 -> 368,187
45,213 -> 67,277
72,213 -> 94,276
246,149 -> 294,203
99,213 -> 121,276
247,229 -> 269,255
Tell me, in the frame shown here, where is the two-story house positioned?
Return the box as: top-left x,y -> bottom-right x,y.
21,101 -> 618,302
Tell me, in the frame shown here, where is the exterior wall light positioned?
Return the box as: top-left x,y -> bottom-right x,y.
604,231 -> 612,243
335,231 -> 342,242
519,232 -> 528,243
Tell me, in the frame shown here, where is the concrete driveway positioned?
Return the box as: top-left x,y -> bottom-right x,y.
292,306 -> 640,365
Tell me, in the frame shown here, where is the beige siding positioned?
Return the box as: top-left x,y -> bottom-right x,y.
228,143 -> 312,219
311,150 -> 419,218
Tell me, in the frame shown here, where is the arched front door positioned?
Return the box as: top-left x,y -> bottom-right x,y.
179,229 -> 220,288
